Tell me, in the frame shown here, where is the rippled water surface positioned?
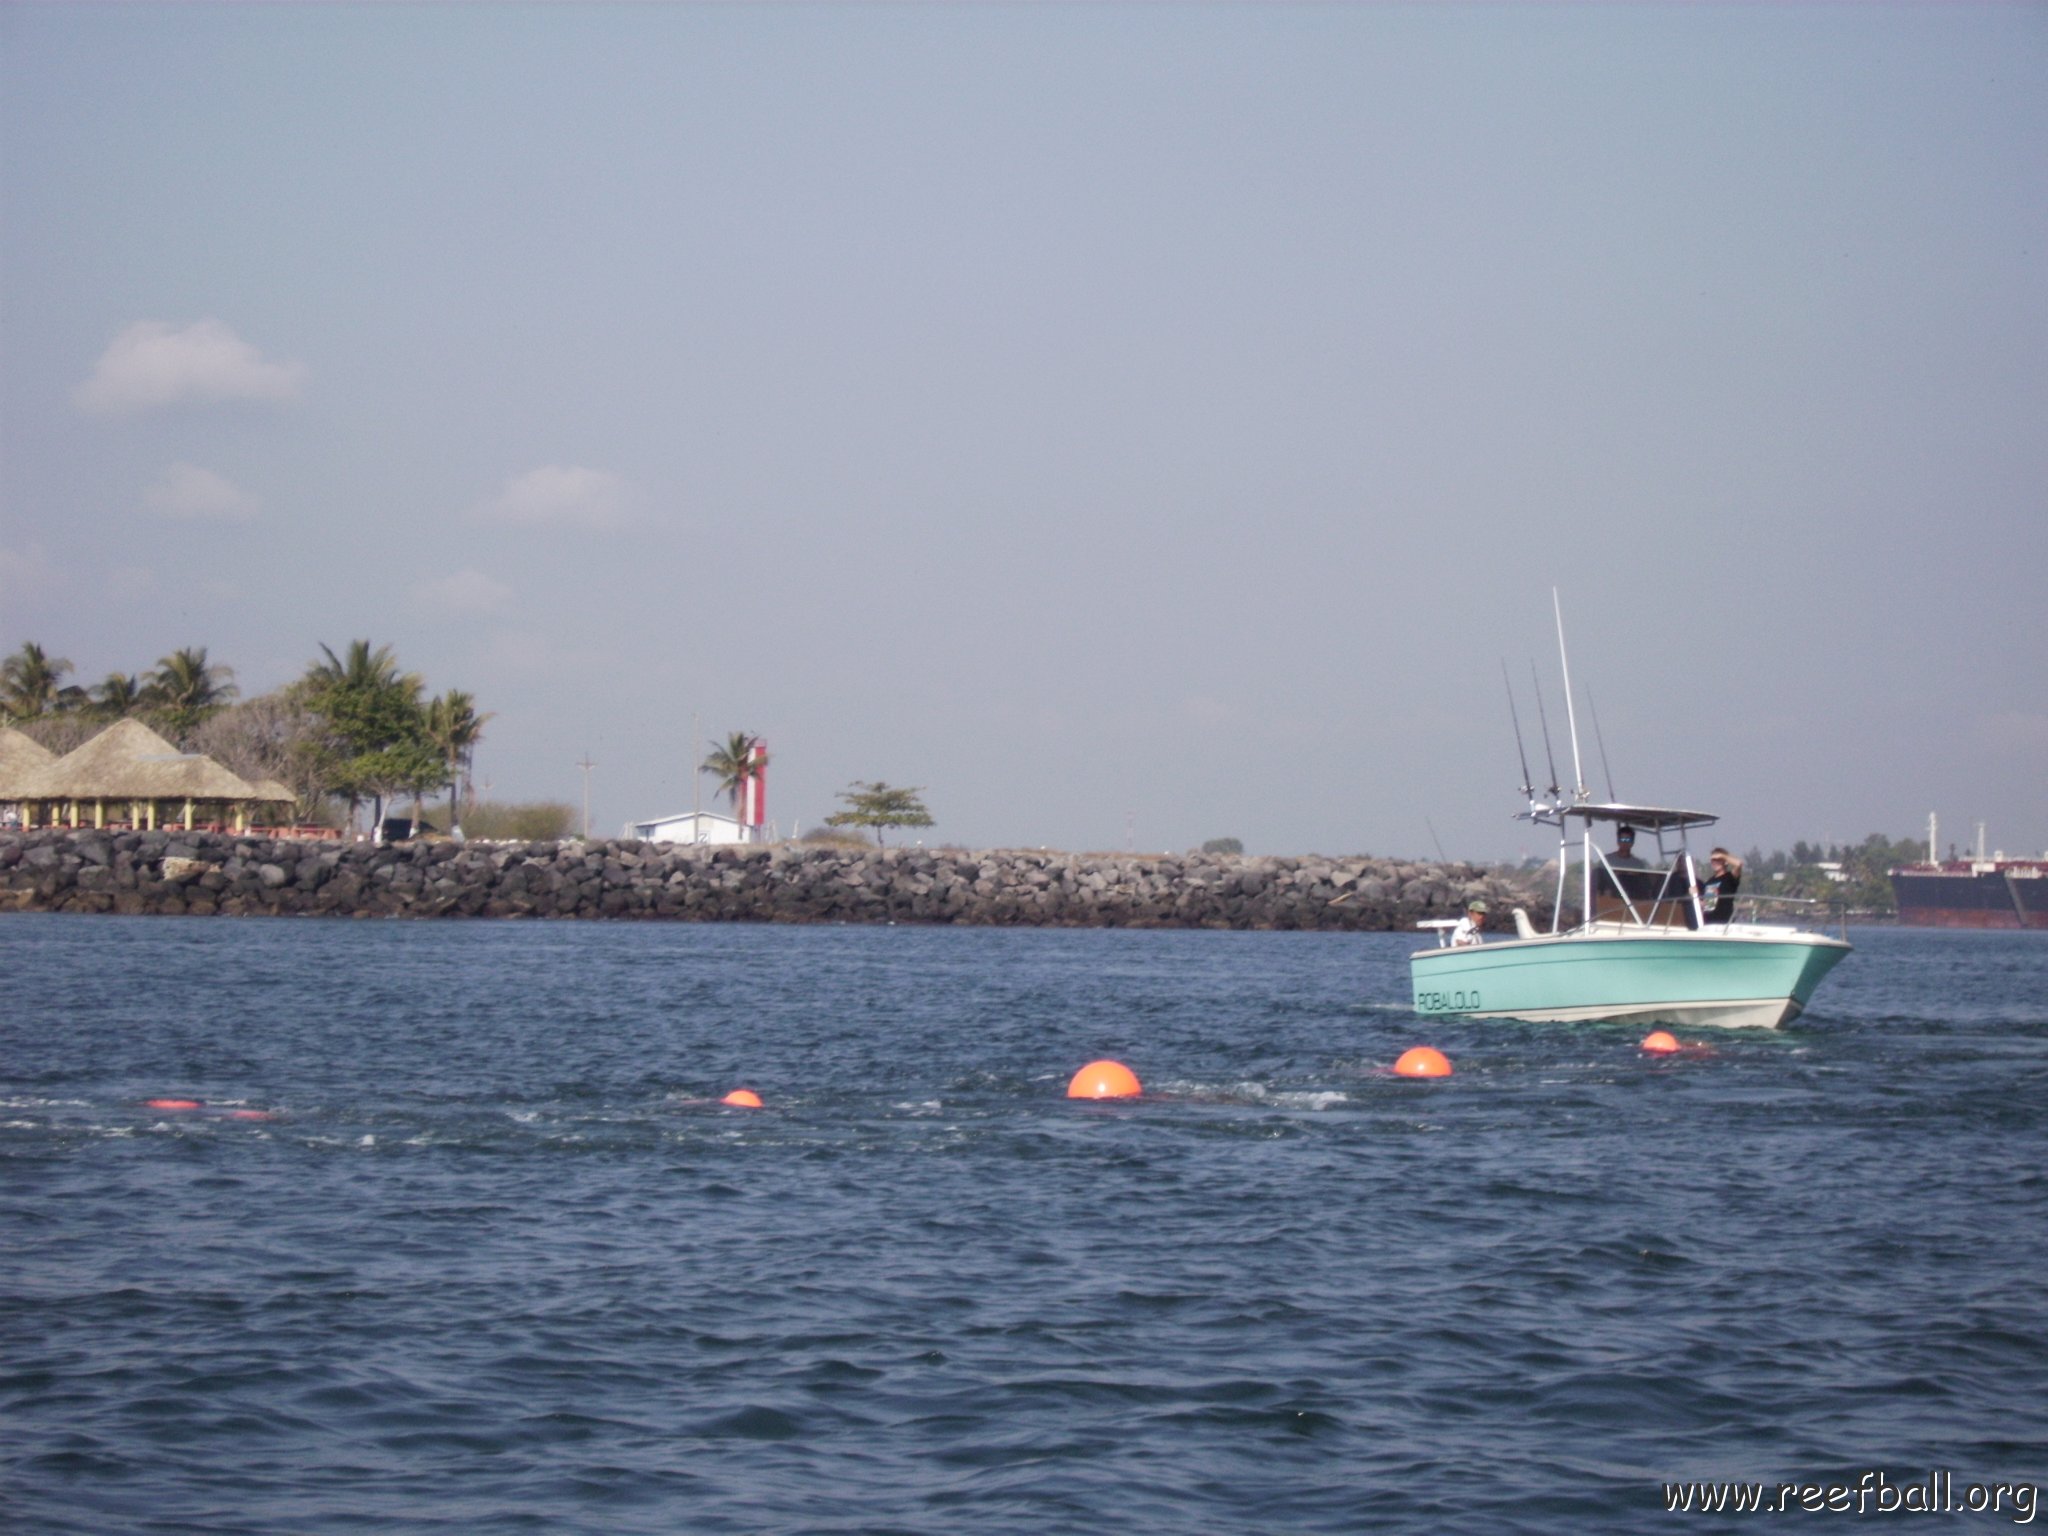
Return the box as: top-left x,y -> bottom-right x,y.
4,917 -> 2045,1532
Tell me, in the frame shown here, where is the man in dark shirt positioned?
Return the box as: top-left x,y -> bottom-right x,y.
1594,823 -> 1651,913
1609,824 -> 1646,870
1698,847 -> 1743,924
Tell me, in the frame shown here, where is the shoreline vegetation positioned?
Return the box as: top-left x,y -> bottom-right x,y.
2,638 -> 486,838
0,829 -> 1545,931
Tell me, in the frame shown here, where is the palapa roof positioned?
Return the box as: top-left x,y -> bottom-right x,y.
247,777 -> 298,805
0,727 -> 59,798
13,717 -> 262,802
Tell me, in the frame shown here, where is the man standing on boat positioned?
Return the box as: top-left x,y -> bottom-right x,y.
1451,898 -> 1488,946
1609,824 -> 1647,871
1698,848 -> 1743,924
1592,823 -> 1652,917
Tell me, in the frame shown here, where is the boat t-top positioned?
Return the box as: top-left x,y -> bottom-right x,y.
1410,600 -> 1851,1029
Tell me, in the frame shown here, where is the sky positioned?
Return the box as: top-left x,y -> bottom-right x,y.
3,2 -> 2043,862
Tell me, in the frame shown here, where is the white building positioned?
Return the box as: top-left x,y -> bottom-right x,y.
625,810 -> 758,846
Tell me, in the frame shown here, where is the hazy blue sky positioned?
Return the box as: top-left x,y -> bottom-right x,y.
4,3 -> 2043,861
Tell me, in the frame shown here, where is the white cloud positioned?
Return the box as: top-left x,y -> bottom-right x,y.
74,319 -> 306,414
474,465 -> 633,530
145,462 -> 260,521
413,568 -> 514,616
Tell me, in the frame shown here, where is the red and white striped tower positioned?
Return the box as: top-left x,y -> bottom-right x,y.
742,739 -> 767,838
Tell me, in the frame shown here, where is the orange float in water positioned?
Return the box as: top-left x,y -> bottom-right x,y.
144,1098 -> 202,1110
1067,1060 -> 1142,1099
1392,1046 -> 1453,1078
1641,1030 -> 1681,1054
226,1109 -> 274,1120
721,1088 -> 764,1108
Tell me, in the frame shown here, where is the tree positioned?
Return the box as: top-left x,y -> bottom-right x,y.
10,714 -> 96,754
302,640 -> 430,835
701,731 -> 767,824
148,646 -> 238,743
425,690 -> 493,837
1,642 -> 78,721
305,641 -> 417,740
361,740 -> 449,835
1201,837 -> 1244,856
90,672 -> 148,719
825,781 -> 934,846
188,688 -> 348,825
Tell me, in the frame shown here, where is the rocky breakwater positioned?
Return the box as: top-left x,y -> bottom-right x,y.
0,830 -> 1545,931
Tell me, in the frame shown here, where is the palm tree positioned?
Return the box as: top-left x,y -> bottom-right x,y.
700,731 -> 767,829
1,642 -> 76,721
303,640 -> 425,836
150,646 -> 238,742
304,641 -> 424,734
90,672 -> 148,719
425,689 -> 493,837
306,639 -> 403,697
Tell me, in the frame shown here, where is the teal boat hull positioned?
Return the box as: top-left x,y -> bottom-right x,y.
1410,925 -> 1851,1029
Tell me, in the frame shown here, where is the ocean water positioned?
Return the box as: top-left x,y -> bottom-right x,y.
3,916 -> 2044,1534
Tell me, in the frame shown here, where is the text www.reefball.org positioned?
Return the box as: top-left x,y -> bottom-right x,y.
1663,1471 -> 2037,1521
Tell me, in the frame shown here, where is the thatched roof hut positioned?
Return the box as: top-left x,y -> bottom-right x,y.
17,718 -> 256,801
244,774 -> 299,823
248,777 -> 297,805
0,727 -> 58,799
11,718 -> 274,831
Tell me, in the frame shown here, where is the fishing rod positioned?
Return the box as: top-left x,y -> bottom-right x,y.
1530,659 -> 1561,803
1502,659 -> 1534,801
1552,589 -> 1587,802
1587,685 -> 1617,802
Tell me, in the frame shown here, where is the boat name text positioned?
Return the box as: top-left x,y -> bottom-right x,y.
1417,988 -> 1481,1013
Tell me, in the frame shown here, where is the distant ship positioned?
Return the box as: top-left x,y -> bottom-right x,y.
1889,815 -> 2048,929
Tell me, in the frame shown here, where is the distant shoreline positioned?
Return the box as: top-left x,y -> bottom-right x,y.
1,829 -> 1542,932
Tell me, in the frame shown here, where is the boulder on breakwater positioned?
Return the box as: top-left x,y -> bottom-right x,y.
0,830 -> 1546,931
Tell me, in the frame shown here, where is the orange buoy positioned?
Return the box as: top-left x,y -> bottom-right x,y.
145,1098 -> 203,1110
225,1109 -> 274,1120
1641,1030 -> 1681,1054
1067,1059 -> 1142,1099
721,1088 -> 764,1108
1392,1046 -> 1453,1079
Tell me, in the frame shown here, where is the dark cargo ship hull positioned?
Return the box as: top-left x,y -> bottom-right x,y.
1890,869 -> 2048,929
2012,875 -> 2048,930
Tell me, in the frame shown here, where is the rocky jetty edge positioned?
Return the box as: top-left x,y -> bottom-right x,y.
0,830 -> 1545,931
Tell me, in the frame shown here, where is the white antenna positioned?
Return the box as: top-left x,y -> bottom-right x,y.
1552,589 -> 1587,801
1929,811 -> 1937,866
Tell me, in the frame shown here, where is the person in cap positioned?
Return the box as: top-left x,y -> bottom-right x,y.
1450,897 -> 1488,947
